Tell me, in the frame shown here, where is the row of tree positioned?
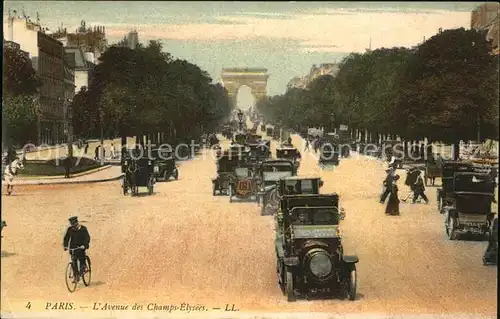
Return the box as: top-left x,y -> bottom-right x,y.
72,40 -> 232,146
257,28 -> 499,157
2,40 -> 232,151
2,44 -> 41,149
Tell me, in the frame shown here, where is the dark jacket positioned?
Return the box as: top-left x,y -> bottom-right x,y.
63,225 -> 91,249
414,175 -> 425,191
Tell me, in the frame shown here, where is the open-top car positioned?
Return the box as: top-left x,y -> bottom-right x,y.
276,145 -> 301,170
151,147 -> 179,182
212,153 -> 241,196
228,163 -> 258,203
256,160 -> 296,215
275,193 -> 357,301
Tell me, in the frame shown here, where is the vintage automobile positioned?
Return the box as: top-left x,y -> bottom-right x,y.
438,162 -> 496,240
212,154 -> 240,196
151,147 -> 179,182
275,193 -> 357,301
319,143 -> 339,165
266,126 -> 274,137
276,145 -> 301,170
247,140 -> 271,164
122,155 -> 156,196
234,132 -> 247,145
228,163 -> 258,203
256,160 -> 296,215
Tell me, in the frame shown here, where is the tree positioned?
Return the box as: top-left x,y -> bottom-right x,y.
2,44 -> 41,148
397,28 -> 498,158
2,45 -> 40,96
2,95 -> 40,146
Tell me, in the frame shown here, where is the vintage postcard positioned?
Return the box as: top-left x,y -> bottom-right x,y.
1,1 -> 498,319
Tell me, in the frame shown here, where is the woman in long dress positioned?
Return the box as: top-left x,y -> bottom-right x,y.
385,174 -> 400,215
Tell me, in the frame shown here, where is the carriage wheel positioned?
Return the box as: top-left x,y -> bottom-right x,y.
148,178 -> 154,195
446,217 -> 457,240
286,269 -> 296,302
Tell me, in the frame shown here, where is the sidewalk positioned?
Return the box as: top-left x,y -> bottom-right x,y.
6,166 -> 123,186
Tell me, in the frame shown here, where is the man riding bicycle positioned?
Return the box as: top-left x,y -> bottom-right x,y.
63,216 -> 91,283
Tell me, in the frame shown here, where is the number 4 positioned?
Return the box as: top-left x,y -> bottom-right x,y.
26,302 -> 31,309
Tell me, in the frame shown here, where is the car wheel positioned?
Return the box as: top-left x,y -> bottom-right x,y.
347,265 -> 357,301
286,270 -> 296,302
447,217 -> 457,240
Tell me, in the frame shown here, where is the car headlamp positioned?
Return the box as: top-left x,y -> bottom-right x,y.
308,250 -> 333,278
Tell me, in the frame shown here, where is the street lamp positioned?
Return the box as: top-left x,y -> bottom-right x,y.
237,109 -> 244,131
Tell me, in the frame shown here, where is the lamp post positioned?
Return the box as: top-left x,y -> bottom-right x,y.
237,109 -> 244,131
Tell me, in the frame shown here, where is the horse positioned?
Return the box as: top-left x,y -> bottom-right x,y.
3,158 -> 24,195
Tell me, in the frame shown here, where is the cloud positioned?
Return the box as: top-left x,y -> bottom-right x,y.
104,8 -> 471,53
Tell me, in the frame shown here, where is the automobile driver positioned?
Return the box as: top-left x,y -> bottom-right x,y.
63,216 -> 91,282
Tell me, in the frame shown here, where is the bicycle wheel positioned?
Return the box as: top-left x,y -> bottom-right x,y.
82,256 -> 92,286
65,263 -> 77,293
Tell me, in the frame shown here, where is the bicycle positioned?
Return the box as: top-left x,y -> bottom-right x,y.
65,246 -> 91,293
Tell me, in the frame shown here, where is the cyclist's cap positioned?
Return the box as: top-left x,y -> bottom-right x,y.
69,216 -> 78,224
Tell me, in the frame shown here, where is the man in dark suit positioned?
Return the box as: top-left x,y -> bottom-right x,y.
63,216 -> 91,282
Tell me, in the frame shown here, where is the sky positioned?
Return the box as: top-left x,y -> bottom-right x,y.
3,1 -> 479,102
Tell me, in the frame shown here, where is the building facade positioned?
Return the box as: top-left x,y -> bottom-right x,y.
471,3 -> 499,54
5,13 -> 66,145
286,63 -> 340,91
64,54 -> 76,141
64,46 -> 95,93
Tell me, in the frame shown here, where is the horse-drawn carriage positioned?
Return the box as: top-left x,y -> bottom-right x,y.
228,163 -> 258,203
2,156 -> 24,195
424,156 -> 443,186
122,149 -> 156,196
212,153 -> 242,196
437,161 -> 496,240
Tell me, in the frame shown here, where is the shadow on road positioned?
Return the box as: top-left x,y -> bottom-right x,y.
1,251 -> 18,257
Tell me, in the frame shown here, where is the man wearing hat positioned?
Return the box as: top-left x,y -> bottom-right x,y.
412,170 -> 429,204
63,216 -> 91,283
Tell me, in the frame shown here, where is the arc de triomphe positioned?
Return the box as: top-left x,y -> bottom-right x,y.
220,68 -> 269,109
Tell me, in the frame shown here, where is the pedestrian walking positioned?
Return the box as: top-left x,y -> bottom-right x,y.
380,167 -> 395,203
84,142 -> 89,154
110,143 -> 116,159
385,175 -> 400,215
64,156 -> 71,178
412,170 -> 429,204
483,218 -> 498,265
304,140 -> 310,151
94,145 -> 99,160
401,167 -> 418,202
